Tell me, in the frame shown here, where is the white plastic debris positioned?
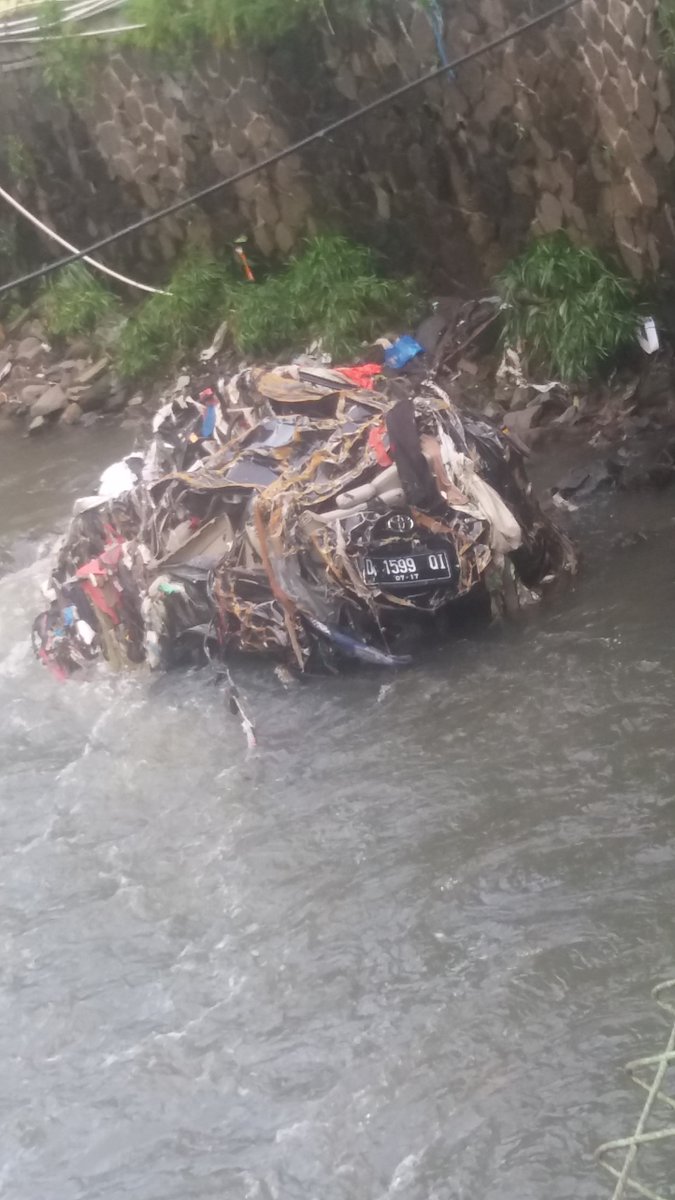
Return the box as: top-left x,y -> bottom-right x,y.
637,317 -> 659,355
99,459 -> 137,499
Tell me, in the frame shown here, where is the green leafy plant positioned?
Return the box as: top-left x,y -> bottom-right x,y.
4,135 -> 36,183
658,0 -> 675,66
38,0 -> 96,99
116,252 -> 235,378
230,234 -> 420,358
126,0 -> 370,55
39,264 -> 119,337
117,235 -> 418,379
496,233 -> 640,382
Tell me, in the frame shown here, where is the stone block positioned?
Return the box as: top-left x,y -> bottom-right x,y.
537,191 -> 563,232
457,60 -> 484,105
636,80 -> 657,129
586,143 -> 612,182
657,73 -> 671,111
605,180 -> 641,217
334,64 -> 358,102
108,53 -> 133,91
144,105 -> 165,133
597,98 -> 622,146
213,146 -> 239,176
529,126 -> 555,160
123,91 -> 144,128
626,115 -> 654,158
253,186 -> 279,227
622,34 -> 641,75
654,117 -> 675,161
111,154 -> 137,184
275,221 -> 295,255
581,0 -> 604,41
474,75 -> 513,125
246,114 -> 272,151
372,33 -> 397,70
479,0 -> 506,28
409,5 -> 437,58
230,128 -> 250,157
253,223 -> 276,256
625,4 -> 647,45
61,402 -> 82,426
279,185 -> 311,229
608,0 -> 628,31
560,197 -> 588,230
602,75 -> 631,125
31,383 -> 66,418
97,121 -> 122,158
163,119 -> 183,156
101,65 -> 126,108
602,42 -> 621,76
616,237 -> 644,279
507,165 -> 533,195
627,160 -> 658,207
646,232 -> 660,271
551,153 -> 576,200
157,166 -> 183,194
138,180 -> 160,209
581,42 -> 607,82
616,63 -> 637,112
516,51 -> 541,88
641,55 -> 658,89
225,90 -> 250,128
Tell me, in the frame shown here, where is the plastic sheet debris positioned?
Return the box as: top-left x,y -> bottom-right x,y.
33,360 -> 576,680
384,335 -> 424,370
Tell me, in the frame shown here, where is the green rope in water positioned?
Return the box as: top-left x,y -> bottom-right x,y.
596,981 -> 675,1200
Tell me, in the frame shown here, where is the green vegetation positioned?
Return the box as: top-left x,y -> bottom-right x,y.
116,235 -> 418,379
230,234 -> 418,358
126,0 -> 370,55
38,0 -> 96,99
658,0 -> 675,65
39,264 -> 120,338
4,135 -> 36,183
116,252 -> 234,379
496,232 -> 640,382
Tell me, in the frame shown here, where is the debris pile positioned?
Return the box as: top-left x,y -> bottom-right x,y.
33,356 -> 576,678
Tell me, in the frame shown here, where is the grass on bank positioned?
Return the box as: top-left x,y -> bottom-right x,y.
39,264 -> 120,338
115,234 -> 419,378
496,232 -> 640,382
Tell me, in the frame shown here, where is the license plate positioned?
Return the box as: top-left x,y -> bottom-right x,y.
363,549 -> 452,586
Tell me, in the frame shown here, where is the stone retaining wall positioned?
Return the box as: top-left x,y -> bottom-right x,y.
0,0 -> 672,286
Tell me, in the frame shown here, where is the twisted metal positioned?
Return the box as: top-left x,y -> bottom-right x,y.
596,981 -> 675,1200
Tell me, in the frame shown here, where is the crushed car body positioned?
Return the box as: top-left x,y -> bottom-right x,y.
33,363 -> 576,678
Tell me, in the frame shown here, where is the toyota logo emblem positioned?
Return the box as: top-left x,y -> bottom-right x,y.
387,514 -> 413,534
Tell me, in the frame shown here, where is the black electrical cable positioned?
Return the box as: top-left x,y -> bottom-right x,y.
0,0 -> 583,298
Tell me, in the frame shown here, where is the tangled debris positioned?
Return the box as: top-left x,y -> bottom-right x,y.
33,349 -> 576,682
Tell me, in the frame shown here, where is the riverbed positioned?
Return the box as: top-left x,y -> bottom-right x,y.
0,425 -> 673,1199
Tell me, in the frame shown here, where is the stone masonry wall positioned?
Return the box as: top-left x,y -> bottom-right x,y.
0,0 -> 673,288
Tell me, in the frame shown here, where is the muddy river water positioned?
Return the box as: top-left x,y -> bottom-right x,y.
0,425 -> 673,1200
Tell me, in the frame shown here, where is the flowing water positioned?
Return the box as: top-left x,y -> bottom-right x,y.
1,426 -> 674,1200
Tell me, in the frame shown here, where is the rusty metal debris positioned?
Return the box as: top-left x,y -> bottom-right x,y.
32,355 -> 576,680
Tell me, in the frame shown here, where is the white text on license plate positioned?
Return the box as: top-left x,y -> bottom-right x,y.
364,550 -> 451,584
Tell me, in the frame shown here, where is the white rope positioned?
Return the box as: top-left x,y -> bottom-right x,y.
596,980 -> 675,1200
2,24 -> 146,41
0,185 -> 169,296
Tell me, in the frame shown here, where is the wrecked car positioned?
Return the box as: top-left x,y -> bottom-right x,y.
33,363 -> 576,679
